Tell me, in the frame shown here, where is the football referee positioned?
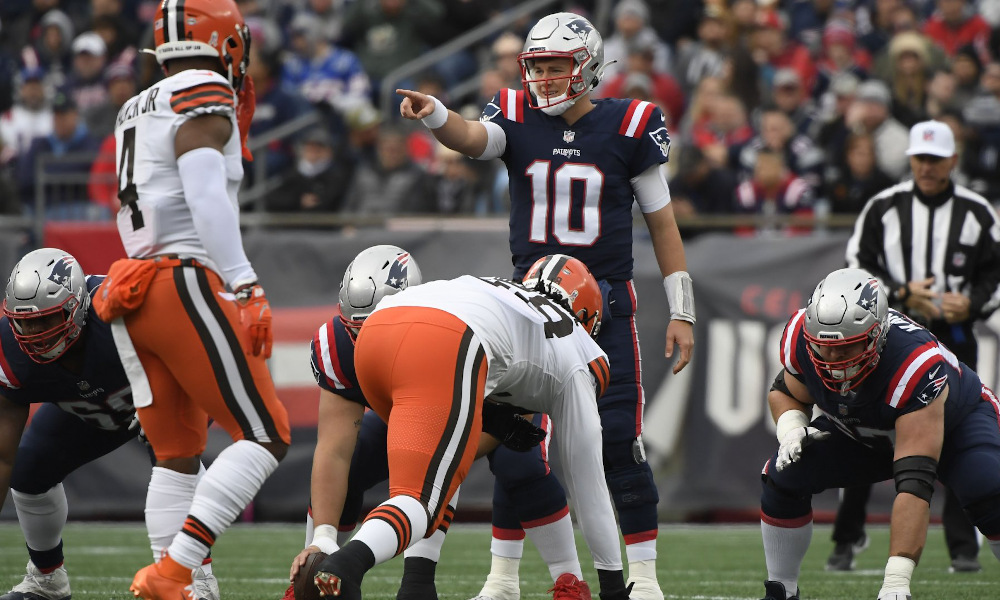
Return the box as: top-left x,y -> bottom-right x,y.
840,119 -> 1000,572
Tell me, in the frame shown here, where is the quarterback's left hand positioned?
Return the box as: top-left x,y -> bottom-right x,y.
665,319 -> 694,374
237,75 -> 256,161
235,282 -> 272,358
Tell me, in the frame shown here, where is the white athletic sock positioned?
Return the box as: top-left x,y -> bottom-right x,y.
145,465 -> 202,561
353,495 -> 429,564
167,441 -> 278,569
761,520 -> 811,596
12,485 -> 68,552
525,512 -> 582,580
491,538 -> 525,559
405,529 -> 446,562
304,511 -> 314,548
625,539 -> 657,563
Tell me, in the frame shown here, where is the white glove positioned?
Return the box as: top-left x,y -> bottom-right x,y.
776,426 -> 831,471
877,591 -> 912,600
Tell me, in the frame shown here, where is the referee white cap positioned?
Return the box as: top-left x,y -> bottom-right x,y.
906,120 -> 955,158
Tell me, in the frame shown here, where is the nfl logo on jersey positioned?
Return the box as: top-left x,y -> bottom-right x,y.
563,130 -> 575,143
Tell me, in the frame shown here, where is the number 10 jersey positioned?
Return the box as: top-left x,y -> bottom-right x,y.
113,69 -> 244,269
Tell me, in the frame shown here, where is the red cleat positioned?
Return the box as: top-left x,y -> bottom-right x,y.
280,583 -> 297,600
549,574 -> 591,600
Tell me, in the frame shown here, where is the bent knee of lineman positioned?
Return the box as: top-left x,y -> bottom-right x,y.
155,456 -> 203,474
760,466 -> 813,519
259,440 -> 289,462
604,439 -> 659,508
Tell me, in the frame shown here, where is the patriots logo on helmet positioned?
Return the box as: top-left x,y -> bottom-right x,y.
481,102 -> 501,122
385,254 -> 411,290
648,127 -> 671,159
48,257 -> 75,292
566,19 -> 593,38
856,279 -> 880,316
915,365 -> 948,405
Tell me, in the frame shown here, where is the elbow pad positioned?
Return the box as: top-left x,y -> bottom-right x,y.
893,455 -> 938,503
630,163 -> 671,213
476,121 -> 507,160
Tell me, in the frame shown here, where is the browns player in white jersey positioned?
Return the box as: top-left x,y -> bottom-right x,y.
306,256 -> 631,600
96,1 -> 290,598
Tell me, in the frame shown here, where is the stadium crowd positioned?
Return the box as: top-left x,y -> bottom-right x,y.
2,0 -> 1000,220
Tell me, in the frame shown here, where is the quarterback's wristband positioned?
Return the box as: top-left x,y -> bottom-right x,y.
663,271 -> 696,323
420,96 -> 449,130
775,409 -> 809,442
311,524 -> 339,554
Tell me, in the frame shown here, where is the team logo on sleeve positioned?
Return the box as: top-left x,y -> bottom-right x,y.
47,257 -> 75,291
648,127 -> 671,159
915,365 -> 948,405
481,102 -> 501,122
857,279 -> 880,316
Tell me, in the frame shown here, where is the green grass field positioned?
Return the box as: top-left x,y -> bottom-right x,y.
0,522 -> 997,599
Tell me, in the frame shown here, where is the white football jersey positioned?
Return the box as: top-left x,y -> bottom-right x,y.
372,275 -> 622,571
373,275 -> 608,404
113,69 -> 243,271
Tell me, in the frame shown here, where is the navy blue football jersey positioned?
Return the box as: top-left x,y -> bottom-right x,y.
0,276 -> 135,431
780,308 -> 985,441
309,306 -> 368,407
481,89 -> 672,281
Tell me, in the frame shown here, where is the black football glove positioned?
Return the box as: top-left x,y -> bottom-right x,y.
482,401 -> 546,452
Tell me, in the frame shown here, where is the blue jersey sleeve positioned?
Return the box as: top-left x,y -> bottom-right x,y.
622,101 -> 671,177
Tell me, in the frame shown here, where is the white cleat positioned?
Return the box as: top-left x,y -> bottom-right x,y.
468,573 -> 520,600
625,575 -> 663,600
0,561 -> 71,600
191,565 -> 220,600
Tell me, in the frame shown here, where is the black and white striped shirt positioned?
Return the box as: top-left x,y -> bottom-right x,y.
845,180 -> 1000,362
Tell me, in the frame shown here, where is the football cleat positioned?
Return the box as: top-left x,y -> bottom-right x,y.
280,583 -> 296,600
468,572 -> 520,600
760,580 -> 799,600
949,555 -> 982,573
130,555 -> 194,600
549,573 -> 591,600
0,561 -> 70,600
191,564 -> 220,600
825,533 -> 869,572
314,571 -> 361,600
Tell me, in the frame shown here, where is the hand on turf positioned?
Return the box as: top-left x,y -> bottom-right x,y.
877,591 -> 911,600
775,426 -> 830,471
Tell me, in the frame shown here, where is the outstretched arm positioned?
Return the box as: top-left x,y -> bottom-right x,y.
398,89 -> 490,158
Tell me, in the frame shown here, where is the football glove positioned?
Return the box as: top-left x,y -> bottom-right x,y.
235,282 -> 272,358
237,75 -> 256,161
776,426 -> 831,471
481,401 -> 546,452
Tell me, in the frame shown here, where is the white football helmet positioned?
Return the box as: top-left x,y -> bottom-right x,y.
803,268 -> 889,395
519,12 -> 607,116
339,245 -> 422,337
3,248 -> 90,363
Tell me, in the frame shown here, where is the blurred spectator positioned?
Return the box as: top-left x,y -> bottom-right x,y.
922,0 -> 990,56
674,4 -> 729,98
341,0 -> 446,88
283,14 -> 372,117
690,92 -> 754,168
787,0 -> 846,55
871,8 -> 948,80
91,14 -> 137,66
303,0 -> 350,44
645,0 -> 704,48
489,32 -> 524,90
845,79 -> 910,177
343,126 -> 435,215
0,0 -> 60,56
599,36 -> 685,127
422,0 -> 491,87
769,68 -> 816,135
432,145 -> 480,214
826,132 -> 895,213
669,145 -> 738,218
26,9 -> 75,85
937,108 -> 971,186
950,44 -> 984,107
886,31 -> 932,125
857,0 -> 903,55
67,32 -> 109,118
16,90 -> 101,214
731,106 -> 824,191
962,62 -> 1000,198
734,148 -> 814,236
813,19 -> 871,101
0,67 -> 52,166
90,0 -> 142,46
720,46 -> 763,113
601,0 -> 672,86
344,101 -> 383,166
267,128 -> 352,213
750,8 -> 816,94
814,71 -> 859,157
86,60 -> 135,139
728,0 -> 760,47
925,69 -> 958,119
247,43 -> 315,183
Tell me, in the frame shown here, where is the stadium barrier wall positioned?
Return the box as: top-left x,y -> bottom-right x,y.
4,228 -> 998,522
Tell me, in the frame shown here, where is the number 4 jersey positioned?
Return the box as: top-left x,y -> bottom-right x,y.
371,275 -> 610,409
113,69 -> 244,268
481,89 -> 672,281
